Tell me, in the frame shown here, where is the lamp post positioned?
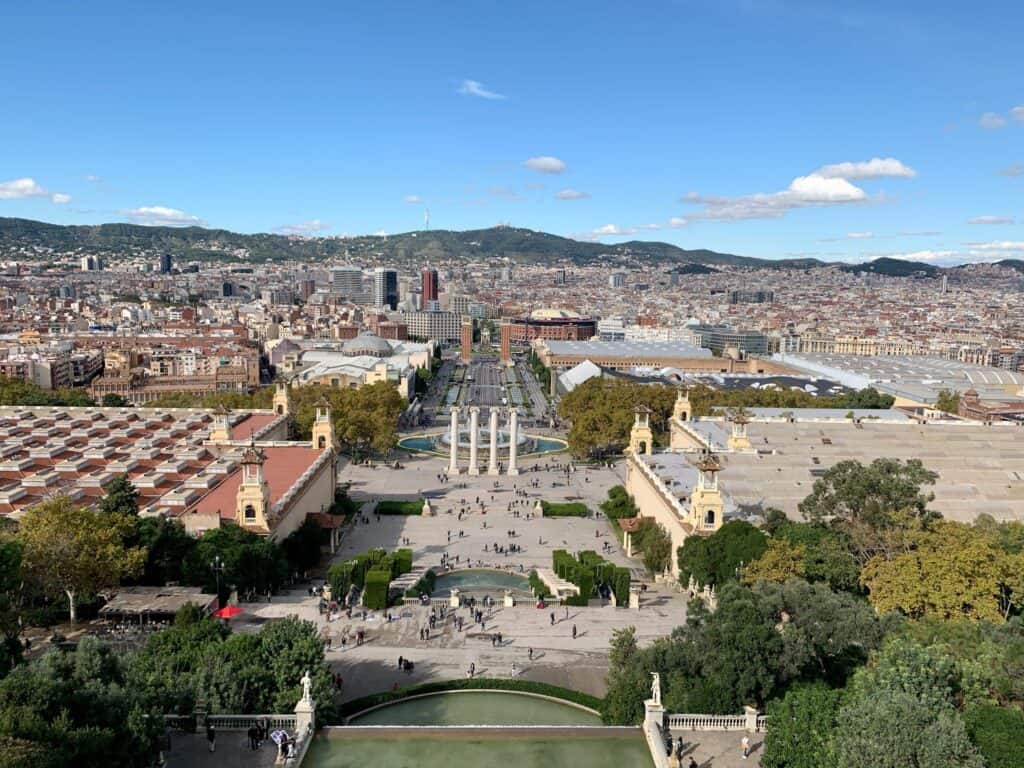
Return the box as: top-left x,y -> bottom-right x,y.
211,555 -> 225,608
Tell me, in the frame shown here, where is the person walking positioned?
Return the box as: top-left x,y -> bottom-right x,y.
206,723 -> 216,753
528,647 -> 533,661
247,725 -> 259,751
741,735 -> 750,759
550,612 -> 555,626
572,624 -> 577,640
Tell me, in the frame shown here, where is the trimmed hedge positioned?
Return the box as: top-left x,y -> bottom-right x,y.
528,570 -> 550,598
376,500 -> 424,515
541,501 -> 589,517
328,546 -> 414,601
363,568 -> 391,610
404,569 -> 437,598
552,549 -> 630,606
336,678 -> 603,721
600,485 -> 638,520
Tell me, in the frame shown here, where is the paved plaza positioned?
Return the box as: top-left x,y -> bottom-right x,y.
239,451 -> 692,702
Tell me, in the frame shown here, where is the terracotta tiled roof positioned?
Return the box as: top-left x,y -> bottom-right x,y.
183,445 -> 324,520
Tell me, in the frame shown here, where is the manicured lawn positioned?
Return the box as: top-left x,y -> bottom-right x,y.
541,501 -> 590,517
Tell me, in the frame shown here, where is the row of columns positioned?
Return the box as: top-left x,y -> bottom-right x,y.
448,406 -> 519,476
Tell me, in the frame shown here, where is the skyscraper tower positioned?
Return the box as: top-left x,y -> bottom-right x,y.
421,267 -> 439,307
374,267 -> 399,309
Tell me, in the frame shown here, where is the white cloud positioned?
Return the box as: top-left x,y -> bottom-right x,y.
669,217 -> 687,228
0,177 -> 47,199
965,240 -> 1024,252
126,206 -> 205,227
457,79 -> 505,100
404,195 -> 423,204
815,158 -> 917,179
979,112 -> 1007,129
373,230 -> 387,237
847,231 -> 873,239
677,158 -> 915,223
999,163 -> 1024,177
1012,106 -> 1024,122
85,174 -> 101,183
523,156 -> 566,174
274,219 -> 329,236
555,189 -> 590,200
968,215 -> 1015,225
0,177 -> 73,205
897,230 -> 942,237
593,224 -> 635,236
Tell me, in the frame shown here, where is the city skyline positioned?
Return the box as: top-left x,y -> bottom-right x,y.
1,1 -> 1022,265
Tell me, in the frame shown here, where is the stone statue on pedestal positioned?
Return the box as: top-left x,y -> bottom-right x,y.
651,672 -> 662,706
301,670 -> 312,703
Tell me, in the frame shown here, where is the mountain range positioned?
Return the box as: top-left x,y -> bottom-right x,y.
0,217 -> 1016,277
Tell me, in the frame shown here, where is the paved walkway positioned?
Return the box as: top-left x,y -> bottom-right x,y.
164,733 -> 278,768
235,454 -> 692,701
665,730 -> 765,768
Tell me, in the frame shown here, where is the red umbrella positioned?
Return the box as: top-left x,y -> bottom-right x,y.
213,605 -> 243,619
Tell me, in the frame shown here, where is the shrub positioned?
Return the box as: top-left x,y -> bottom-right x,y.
404,569 -> 437,598
541,501 -> 589,517
394,548 -> 413,576
363,568 -> 391,610
965,704 -> 1024,768
600,485 -> 638,520
528,570 -> 549,598
327,561 -> 356,599
376,500 -> 424,515
612,567 -> 631,605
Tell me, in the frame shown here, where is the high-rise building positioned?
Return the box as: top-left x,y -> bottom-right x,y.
374,268 -> 399,309
331,267 -> 363,298
500,319 -> 512,364
728,290 -> 775,304
158,253 -> 173,274
460,316 -> 474,363
421,268 -> 439,305
609,273 -> 626,288
555,268 -> 566,285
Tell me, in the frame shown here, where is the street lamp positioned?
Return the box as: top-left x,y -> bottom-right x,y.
211,555 -> 225,608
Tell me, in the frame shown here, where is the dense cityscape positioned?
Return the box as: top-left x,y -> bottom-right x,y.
1,3 -> 1022,768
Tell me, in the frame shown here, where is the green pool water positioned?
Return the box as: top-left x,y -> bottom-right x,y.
305,732 -> 652,768
305,693 -> 652,767
431,569 -> 532,598
350,691 -> 599,726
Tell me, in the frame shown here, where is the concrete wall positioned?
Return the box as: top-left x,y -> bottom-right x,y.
626,457 -> 690,579
270,454 -> 335,541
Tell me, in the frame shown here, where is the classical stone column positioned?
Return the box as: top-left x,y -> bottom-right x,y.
468,407 -> 480,475
508,408 -> 520,475
487,409 -> 499,475
448,407 -> 460,475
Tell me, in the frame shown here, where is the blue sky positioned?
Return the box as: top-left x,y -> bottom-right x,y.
1,0 -> 1022,263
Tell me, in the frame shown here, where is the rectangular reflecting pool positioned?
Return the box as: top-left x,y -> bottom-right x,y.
306,727 -> 653,768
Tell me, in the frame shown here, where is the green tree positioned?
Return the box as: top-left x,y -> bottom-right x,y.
134,517 -> 196,586
762,682 -> 840,768
860,520 -> 1024,622
98,474 -> 139,518
182,525 -> 288,599
600,485 -> 638,520
0,637 -> 163,768
101,393 -> 129,407
935,389 -> 960,414
677,520 -> 767,587
834,689 -> 983,768
964,704 -> 1024,768
18,497 -> 145,623
602,627 -> 649,725
631,519 -> 672,575
281,518 -> 328,575
742,539 -> 806,584
0,538 -> 24,678
798,458 -> 939,565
